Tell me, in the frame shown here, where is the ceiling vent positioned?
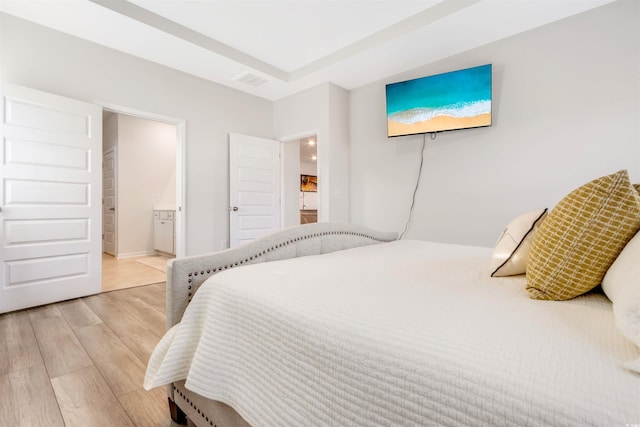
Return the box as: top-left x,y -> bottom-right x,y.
233,72 -> 272,88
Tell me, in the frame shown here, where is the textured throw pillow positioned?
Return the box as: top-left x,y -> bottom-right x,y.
602,231 -> 640,373
490,208 -> 548,277
526,170 -> 640,300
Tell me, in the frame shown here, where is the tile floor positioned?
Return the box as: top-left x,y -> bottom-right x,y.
102,253 -> 172,292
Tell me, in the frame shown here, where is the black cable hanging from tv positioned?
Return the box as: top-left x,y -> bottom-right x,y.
399,132 -> 435,239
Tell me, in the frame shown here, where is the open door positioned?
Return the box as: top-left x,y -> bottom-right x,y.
0,84 -> 102,313
229,133 -> 281,248
102,148 -> 117,256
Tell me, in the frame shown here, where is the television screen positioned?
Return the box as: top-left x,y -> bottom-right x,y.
386,64 -> 492,137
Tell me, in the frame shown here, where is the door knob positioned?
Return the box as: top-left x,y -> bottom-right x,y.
109,207 -> 115,211
230,206 -> 239,212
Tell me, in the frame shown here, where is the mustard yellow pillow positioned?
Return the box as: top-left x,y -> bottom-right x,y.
526,170 -> 640,300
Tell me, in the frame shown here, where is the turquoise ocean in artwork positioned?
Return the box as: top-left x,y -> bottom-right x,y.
386,64 -> 492,126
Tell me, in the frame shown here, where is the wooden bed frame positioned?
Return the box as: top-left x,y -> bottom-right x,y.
163,222 -> 397,426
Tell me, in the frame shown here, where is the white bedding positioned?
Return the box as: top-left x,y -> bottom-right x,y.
144,240 -> 640,426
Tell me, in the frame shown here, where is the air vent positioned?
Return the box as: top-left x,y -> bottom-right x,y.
233,72 -> 272,88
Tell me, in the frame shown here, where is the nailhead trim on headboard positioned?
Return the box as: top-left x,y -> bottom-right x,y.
174,385 -> 218,427
184,230 -> 395,302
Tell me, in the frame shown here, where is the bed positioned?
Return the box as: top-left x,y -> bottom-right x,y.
144,220 -> 640,426
144,166 -> 640,427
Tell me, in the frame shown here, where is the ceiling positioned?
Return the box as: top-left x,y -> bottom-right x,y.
0,0 -> 613,101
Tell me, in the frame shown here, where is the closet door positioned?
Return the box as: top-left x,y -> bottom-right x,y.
0,84 -> 102,313
103,148 -> 117,256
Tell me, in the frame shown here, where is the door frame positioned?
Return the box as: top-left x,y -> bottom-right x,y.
98,102 -> 186,258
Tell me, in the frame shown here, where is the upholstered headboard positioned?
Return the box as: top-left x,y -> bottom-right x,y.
166,222 -> 397,328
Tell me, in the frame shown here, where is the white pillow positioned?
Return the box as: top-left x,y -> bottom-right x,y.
602,230 -> 640,373
490,208 -> 547,277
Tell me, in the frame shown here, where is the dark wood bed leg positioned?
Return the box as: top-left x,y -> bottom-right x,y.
168,397 -> 187,425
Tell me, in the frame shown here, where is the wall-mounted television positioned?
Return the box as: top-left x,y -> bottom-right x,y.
386,64 -> 492,138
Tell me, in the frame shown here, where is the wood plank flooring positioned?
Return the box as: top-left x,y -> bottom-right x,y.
0,282 -> 179,427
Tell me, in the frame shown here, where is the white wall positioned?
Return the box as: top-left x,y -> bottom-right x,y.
300,162 -> 317,175
116,114 -> 176,257
349,0 -> 640,247
3,1 -> 637,254
328,84 -> 350,222
281,139 -> 301,228
103,113 -> 118,153
0,12 -> 273,256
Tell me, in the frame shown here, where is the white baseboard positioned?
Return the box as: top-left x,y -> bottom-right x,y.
116,250 -> 157,259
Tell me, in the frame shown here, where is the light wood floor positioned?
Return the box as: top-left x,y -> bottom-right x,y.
102,254 -> 171,292
0,282 -> 180,427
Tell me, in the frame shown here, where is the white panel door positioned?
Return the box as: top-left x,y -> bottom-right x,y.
103,148 -> 117,256
0,84 -> 102,313
229,133 -> 280,248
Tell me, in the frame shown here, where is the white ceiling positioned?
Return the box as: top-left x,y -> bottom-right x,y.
0,0 -> 614,101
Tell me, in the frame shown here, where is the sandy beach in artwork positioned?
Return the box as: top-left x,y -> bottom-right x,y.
388,113 -> 491,137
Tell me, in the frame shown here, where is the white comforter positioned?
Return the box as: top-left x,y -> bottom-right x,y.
144,240 -> 640,426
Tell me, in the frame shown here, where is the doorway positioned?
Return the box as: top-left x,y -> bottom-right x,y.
280,132 -> 319,228
101,108 -> 184,292
299,136 -> 318,224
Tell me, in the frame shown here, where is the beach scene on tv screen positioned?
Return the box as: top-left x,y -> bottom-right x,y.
386,64 -> 492,137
